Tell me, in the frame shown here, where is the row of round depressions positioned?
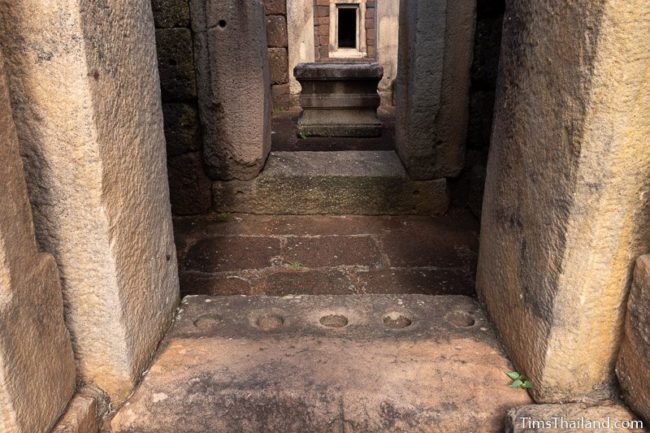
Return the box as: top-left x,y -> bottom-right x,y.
192,308 -> 478,332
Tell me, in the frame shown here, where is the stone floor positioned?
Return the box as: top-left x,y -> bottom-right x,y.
174,209 -> 478,297
109,294 -> 532,432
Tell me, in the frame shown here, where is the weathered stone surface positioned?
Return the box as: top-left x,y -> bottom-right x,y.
51,392 -> 99,433
617,256 -> 650,423
395,0 -> 476,179
295,63 -> 383,137
155,28 -> 197,101
268,47 -> 289,84
0,0 -> 180,403
477,0 -> 650,402
271,83 -> 290,109
168,152 -> 212,215
0,49 -> 76,433
212,151 -> 449,215
191,0 -> 272,180
111,295 -> 532,432
266,15 -> 288,47
286,0 -> 315,95
162,103 -> 200,157
264,0 -> 286,15
376,0 -> 399,105
152,0 -> 191,28
505,403 -> 646,433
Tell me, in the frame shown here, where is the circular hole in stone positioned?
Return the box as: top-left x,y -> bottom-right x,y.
383,312 -> 413,329
193,314 -> 222,331
319,314 -> 349,328
256,314 -> 285,331
445,310 -> 476,328
218,19 -> 227,28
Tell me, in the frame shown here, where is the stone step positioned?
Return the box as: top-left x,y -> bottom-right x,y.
213,151 -> 449,215
110,295 -> 531,433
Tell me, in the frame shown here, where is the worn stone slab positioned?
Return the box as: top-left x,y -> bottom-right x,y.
395,0 -> 475,179
111,295 -> 532,432
505,403 -> 646,433
0,49 -> 76,433
477,0 -> 650,402
0,0 -> 180,403
212,151 -> 449,215
191,0 -> 271,180
617,255 -> 650,424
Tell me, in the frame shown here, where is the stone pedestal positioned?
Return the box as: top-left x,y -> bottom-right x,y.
295,63 -> 383,137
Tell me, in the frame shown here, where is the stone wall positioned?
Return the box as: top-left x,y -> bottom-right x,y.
313,0 -> 377,62
265,0 -> 291,110
152,0 -> 212,216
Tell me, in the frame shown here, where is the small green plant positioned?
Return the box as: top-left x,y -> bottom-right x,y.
298,131 -> 307,139
287,261 -> 304,270
506,371 -> 533,389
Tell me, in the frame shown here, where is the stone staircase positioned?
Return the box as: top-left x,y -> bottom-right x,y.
212,151 -> 449,215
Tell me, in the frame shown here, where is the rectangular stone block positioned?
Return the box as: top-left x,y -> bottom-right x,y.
111,295 -> 532,432
155,28 -> 197,101
477,0 -> 650,402
51,392 -> 99,433
0,0 -> 180,404
152,0 -> 191,28
617,255 -> 650,424
395,0 -> 475,179
264,0 -> 286,15
212,151 -> 449,215
268,47 -> 289,84
0,49 -> 76,433
266,14 -> 288,47
162,102 -> 200,157
191,0 -> 272,180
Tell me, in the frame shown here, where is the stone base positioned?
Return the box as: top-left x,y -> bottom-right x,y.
212,151 -> 449,215
297,122 -> 382,138
110,294 -> 532,432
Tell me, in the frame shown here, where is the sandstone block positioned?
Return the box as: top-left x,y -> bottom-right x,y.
155,28 -> 197,101
0,0 -> 180,403
266,15 -> 288,47
162,103 -> 200,157
151,0 -> 191,28
271,83 -> 290,109
212,151 -> 449,215
264,0 -> 286,15
111,295 -> 532,432
395,0 -> 475,179
477,0 -> 650,402
268,47 -> 289,84
617,255 -> 650,423
191,0 -> 272,180
505,403 -> 646,433
0,49 -> 76,433
168,152 -> 212,215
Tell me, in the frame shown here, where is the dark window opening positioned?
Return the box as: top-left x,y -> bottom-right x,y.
338,8 -> 357,49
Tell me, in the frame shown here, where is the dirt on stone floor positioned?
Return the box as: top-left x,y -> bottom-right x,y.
173,209 -> 479,297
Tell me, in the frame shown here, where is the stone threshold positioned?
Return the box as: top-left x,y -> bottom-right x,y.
212,151 -> 449,215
